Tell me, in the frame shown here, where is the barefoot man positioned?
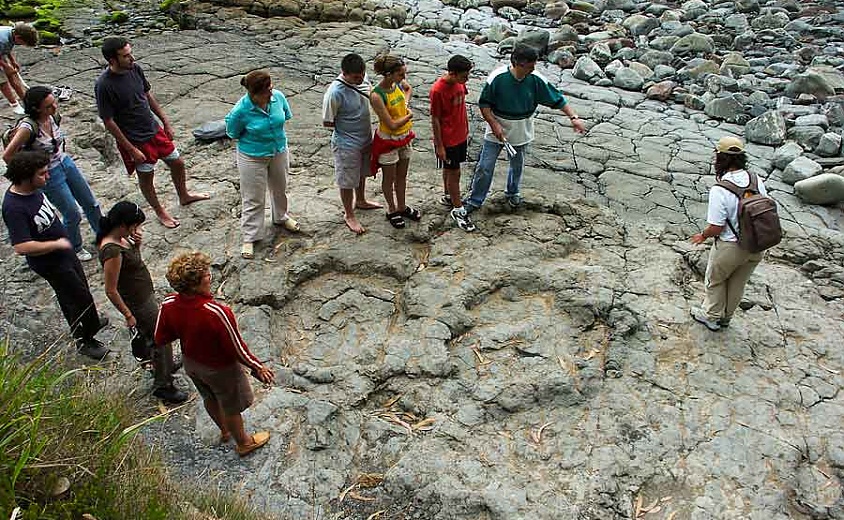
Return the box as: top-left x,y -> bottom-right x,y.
95,37 -> 208,228
322,53 -> 382,234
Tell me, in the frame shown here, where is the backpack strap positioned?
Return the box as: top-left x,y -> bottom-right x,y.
15,117 -> 39,150
335,78 -> 370,100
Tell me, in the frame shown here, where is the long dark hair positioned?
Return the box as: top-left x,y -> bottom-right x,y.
714,152 -> 747,179
97,201 -> 146,245
23,86 -> 52,119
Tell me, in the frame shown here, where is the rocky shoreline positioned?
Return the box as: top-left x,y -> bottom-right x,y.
1,0 -> 844,518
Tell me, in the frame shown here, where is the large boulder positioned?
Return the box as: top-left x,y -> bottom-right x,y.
517,28 -> 551,54
638,50 -> 674,70
815,133 -> 843,158
680,0 -> 707,20
625,15 -> 659,36
772,141 -> 803,170
646,80 -> 676,101
750,10 -> 789,30
573,56 -> 605,82
613,67 -> 644,91
720,52 -> 750,77
786,126 -> 825,151
786,72 -> 835,100
794,173 -> 844,205
589,42 -> 612,65
548,25 -> 579,50
795,114 -> 829,130
745,110 -> 787,145
670,33 -> 714,55
704,95 -> 747,123
781,156 -> 823,185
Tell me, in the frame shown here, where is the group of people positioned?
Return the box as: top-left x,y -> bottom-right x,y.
1,33 -> 772,456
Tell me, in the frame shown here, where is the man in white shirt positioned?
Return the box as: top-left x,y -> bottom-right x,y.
690,136 -> 767,331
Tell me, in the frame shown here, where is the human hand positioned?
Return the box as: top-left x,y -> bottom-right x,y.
492,124 -> 505,143
690,233 -> 705,245
130,226 -> 144,245
55,238 -> 73,251
255,366 -> 275,385
571,118 -> 586,134
163,122 -> 175,140
405,109 -> 413,122
130,146 -> 146,165
125,314 -> 137,328
435,144 -> 446,160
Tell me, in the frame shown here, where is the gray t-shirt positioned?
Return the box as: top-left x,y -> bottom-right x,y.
94,64 -> 159,144
18,116 -> 66,169
322,76 -> 372,150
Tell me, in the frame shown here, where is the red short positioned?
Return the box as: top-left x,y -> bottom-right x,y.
118,126 -> 180,175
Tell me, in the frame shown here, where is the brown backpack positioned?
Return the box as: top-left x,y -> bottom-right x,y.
716,172 -> 782,253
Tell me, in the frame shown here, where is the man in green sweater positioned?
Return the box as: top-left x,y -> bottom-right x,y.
463,44 -> 586,212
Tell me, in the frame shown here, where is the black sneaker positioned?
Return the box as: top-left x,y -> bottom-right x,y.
78,339 -> 110,360
451,208 -> 477,232
507,194 -> 524,209
439,194 -> 453,207
153,385 -> 189,404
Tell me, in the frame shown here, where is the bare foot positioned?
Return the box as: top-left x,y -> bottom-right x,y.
355,200 -> 383,210
344,214 -> 366,235
156,211 -> 180,229
180,193 -> 210,206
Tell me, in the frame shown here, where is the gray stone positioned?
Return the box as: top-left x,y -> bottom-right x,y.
612,67 -> 644,91
786,72 -> 835,100
745,110 -> 787,145
724,13 -> 748,30
794,173 -> 844,205
787,126 -> 825,151
652,64 -> 676,80
517,28 -> 550,54
573,56 -> 605,82
670,32 -> 714,55
680,0 -> 707,20
650,35 -> 679,51
815,133 -> 843,158
606,0 -> 634,12
782,155 -> 823,185
807,66 -> 844,91
544,1 -> 569,20
548,49 -> 576,68
684,94 -> 706,110
772,141 -> 804,170
704,95 -> 747,123
720,52 -> 750,77
638,50 -> 674,70
548,25 -> 579,50
628,62 -> 653,81
627,15 -> 659,36
735,0 -> 759,12
795,114 -> 829,130
589,42 -> 612,65
491,0 -> 527,10
485,21 -> 516,43
751,10 -> 789,30
604,59 -> 623,77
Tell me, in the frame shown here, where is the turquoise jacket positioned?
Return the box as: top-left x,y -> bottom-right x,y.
225,89 -> 293,157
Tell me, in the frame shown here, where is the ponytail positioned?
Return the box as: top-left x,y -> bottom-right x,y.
96,201 -> 146,245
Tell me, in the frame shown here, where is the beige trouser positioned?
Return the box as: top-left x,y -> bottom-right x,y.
237,149 -> 289,243
702,239 -> 762,321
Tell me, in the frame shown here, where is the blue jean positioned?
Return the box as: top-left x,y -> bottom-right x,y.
43,155 -> 101,251
463,139 -> 527,209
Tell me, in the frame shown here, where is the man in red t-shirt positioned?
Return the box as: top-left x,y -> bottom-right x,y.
430,55 -> 476,232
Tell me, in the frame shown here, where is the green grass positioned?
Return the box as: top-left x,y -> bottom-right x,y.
0,340 -> 270,520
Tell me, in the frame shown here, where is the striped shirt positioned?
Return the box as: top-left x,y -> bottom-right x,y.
154,293 -> 263,371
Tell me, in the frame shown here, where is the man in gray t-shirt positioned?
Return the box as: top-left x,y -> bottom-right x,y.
95,36 -> 208,229
322,53 -> 382,234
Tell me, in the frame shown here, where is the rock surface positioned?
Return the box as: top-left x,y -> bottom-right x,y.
1,1 -> 844,519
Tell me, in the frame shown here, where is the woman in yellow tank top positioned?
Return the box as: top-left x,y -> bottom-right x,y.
370,54 -> 419,229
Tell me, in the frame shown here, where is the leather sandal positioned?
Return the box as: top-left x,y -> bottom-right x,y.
280,217 -> 300,232
241,242 -> 254,259
401,205 -> 422,221
236,431 -> 270,457
386,212 -> 406,229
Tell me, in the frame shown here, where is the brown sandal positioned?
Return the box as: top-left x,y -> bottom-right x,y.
235,431 -> 270,457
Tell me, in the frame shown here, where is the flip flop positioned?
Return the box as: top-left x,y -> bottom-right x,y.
386,212 -> 406,229
401,205 -> 422,221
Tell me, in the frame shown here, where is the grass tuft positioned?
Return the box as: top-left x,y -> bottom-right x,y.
0,340 -> 270,520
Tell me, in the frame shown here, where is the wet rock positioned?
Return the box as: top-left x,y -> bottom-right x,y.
794,173 -> 844,205
772,141 -> 804,170
745,109 -> 787,145
782,156 -> 823,185
815,133 -> 842,158
612,67 -> 644,91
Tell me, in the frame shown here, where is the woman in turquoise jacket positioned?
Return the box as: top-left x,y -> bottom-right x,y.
225,70 -> 300,259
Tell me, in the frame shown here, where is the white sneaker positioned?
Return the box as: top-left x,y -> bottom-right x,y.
10,103 -> 25,115
76,248 -> 94,262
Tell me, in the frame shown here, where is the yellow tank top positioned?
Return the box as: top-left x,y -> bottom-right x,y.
373,84 -> 412,137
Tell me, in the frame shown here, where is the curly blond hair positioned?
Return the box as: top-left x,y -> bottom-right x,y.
166,252 -> 211,294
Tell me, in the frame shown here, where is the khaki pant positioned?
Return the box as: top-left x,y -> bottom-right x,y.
237,149 -> 289,243
703,239 -> 762,321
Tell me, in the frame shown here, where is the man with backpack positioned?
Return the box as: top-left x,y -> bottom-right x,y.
322,53 -> 382,234
690,136 -> 781,331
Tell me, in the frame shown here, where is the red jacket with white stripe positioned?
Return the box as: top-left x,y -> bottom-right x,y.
154,293 -> 263,372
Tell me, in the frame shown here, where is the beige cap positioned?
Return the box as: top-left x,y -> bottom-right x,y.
716,136 -> 746,154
